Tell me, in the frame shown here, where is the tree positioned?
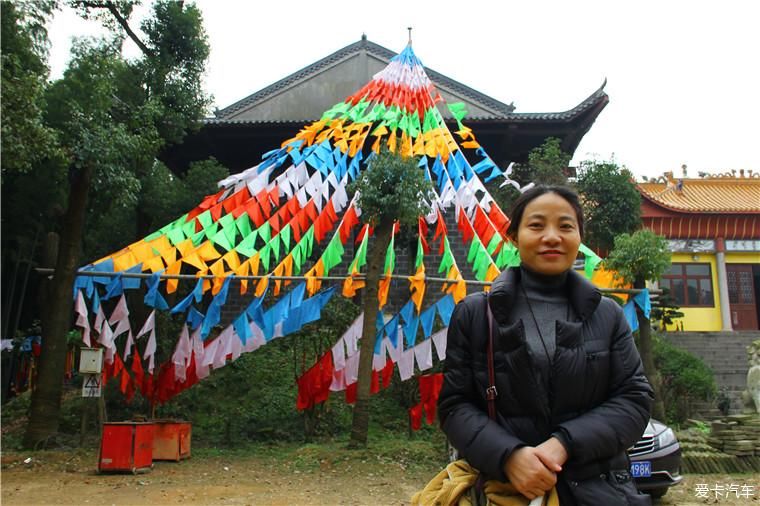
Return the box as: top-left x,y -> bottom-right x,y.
605,229 -> 671,420
512,137 -> 570,186
346,147 -> 434,447
650,287 -> 684,332
575,159 -> 641,254
23,0 -> 212,448
1,0 -> 64,342
1,0 -> 59,175
486,137 -> 570,216
526,137 -> 571,185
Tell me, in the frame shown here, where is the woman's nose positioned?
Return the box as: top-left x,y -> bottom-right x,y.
542,228 -> 561,243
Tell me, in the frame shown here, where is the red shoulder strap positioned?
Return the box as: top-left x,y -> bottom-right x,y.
485,301 -> 497,420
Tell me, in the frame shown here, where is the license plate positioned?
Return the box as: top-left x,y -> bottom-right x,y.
631,461 -> 652,478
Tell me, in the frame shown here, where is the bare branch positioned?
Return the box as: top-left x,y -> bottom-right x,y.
77,0 -> 154,58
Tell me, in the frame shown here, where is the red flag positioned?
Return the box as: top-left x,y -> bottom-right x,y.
345,382 -> 357,404
381,360 -> 394,389
296,369 -> 315,411
314,353 -> 334,405
142,373 -> 154,403
209,202 -> 223,222
457,210 -> 475,245
120,369 -> 132,400
339,207 -> 360,244
409,404 -> 423,431
488,202 -> 510,237
130,346 -> 145,394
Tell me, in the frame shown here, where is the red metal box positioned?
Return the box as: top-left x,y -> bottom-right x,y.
152,420 -> 192,461
98,422 -> 154,473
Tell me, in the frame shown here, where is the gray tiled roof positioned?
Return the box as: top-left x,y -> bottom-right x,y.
214,37 -> 519,120
473,79 -> 609,122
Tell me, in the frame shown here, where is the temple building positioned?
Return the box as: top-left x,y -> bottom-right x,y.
637,170 -> 760,331
161,36 -> 608,174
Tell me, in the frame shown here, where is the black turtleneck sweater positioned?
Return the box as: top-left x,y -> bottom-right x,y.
509,265 -> 577,380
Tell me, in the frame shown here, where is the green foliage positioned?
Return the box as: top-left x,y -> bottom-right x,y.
574,159 -> 642,252
516,137 -> 570,186
14,0 -> 215,447
650,287 -> 685,332
16,1 -> 217,265
484,178 -> 520,219
605,229 -> 671,285
486,138 -> 570,212
689,419 -> 711,434
348,147 -> 435,227
46,40 -> 156,207
1,0 -> 60,175
653,334 -> 717,424
0,296 -> 445,450
49,0 -> 212,208
159,339 -> 304,445
154,296 -> 362,445
180,158 -> 230,212
138,0 -> 211,144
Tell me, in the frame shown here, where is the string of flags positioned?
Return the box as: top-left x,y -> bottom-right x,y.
70,41 -> 614,409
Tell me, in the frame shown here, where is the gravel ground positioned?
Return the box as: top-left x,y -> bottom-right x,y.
1,448 -> 759,505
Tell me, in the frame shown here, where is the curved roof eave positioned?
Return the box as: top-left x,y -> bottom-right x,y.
637,186 -> 760,214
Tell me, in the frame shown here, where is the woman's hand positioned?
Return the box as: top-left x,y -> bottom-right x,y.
536,437 -> 569,468
503,446 -> 558,500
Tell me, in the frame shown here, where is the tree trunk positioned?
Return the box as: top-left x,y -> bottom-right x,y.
23,164 -> 93,449
348,220 -> 393,448
634,279 -> 666,421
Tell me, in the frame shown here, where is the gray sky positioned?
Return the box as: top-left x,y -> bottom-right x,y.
47,0 -> 760,180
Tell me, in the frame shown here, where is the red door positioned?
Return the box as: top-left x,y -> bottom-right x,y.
726,264 -> 759,330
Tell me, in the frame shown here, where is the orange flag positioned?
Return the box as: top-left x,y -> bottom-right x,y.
408,265 -> 426,312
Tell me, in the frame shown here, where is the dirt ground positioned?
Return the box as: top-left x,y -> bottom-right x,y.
2,447 -> 759,506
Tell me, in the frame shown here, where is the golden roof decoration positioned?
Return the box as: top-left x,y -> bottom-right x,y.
638,168 -> 760,213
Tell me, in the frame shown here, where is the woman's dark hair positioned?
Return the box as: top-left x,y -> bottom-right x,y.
506,185 -> 585,239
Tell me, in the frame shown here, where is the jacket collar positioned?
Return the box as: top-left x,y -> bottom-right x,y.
488,266 -> 602,324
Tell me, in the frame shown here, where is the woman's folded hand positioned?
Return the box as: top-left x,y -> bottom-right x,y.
503,446 -> 558,500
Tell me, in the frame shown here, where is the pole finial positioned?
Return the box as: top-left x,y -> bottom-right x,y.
407,27 -> 412,45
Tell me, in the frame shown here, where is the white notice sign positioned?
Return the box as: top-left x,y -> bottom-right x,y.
82,373 -> 102,398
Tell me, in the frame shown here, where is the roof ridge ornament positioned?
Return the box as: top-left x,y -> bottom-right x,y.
697,169 -> 759,179
408,27 -> 412,46
656,171 -> 684,196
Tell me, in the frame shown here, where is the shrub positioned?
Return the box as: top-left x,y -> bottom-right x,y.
653,333 -> 716,424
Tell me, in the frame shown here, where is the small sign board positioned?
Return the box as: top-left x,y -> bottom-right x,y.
82,373 -> 102,398
79,348 -> 103,374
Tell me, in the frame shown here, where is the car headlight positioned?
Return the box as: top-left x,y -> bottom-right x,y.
658,427 -> 676,448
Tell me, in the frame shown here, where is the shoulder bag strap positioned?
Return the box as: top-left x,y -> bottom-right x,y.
485,301 -> 498,421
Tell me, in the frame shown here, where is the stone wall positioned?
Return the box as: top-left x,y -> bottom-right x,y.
663,332 -> 760,414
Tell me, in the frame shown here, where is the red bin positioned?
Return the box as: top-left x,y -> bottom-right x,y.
152,420 -> 192,461
98,422 -> 154,473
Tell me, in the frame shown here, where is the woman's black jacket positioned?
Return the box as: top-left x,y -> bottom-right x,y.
438,267 -> 654,500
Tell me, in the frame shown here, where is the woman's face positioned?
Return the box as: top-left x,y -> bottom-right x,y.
513,192 -> 581,276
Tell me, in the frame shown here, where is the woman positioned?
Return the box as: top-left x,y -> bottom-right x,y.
438,185 -> 653,505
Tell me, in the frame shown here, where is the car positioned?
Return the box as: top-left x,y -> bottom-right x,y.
628,418 -> 683,499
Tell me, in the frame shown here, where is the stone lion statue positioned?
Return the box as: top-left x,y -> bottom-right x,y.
743,340 -> 760,414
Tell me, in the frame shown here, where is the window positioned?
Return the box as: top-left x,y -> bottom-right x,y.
659,263 -> 714,307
